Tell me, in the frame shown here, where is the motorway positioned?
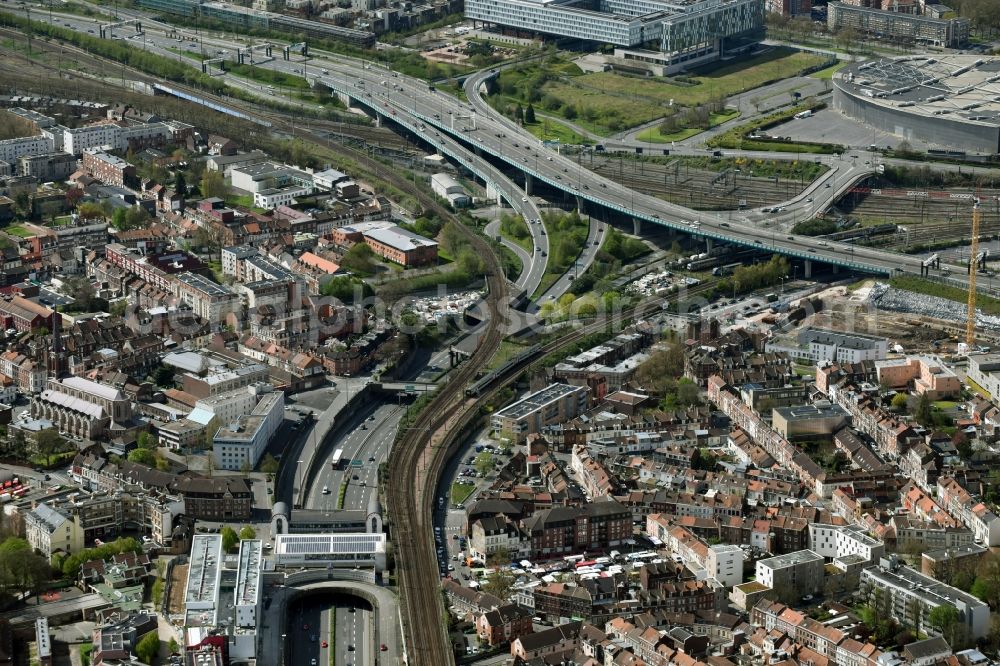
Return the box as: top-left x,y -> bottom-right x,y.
19,6 -> 561,301
23,5 -> 679,301
306,59 -> 952,277
22,4 -> 985,285
288,593 -> 376,666
304,402 -> 402,512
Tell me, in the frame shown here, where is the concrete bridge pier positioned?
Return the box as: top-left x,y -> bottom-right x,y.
525,173 -> 534,196
576,195 -> 585,214
705,237 -> 714,253
804,260 -> 813,279
633,218 -> 642,235
832,264 -> 839,275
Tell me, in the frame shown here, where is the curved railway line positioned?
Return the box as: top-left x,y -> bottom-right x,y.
391,280 -> 714,664
0,27 -> 413,150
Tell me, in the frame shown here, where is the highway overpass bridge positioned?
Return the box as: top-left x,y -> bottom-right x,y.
320,65 -> 963,283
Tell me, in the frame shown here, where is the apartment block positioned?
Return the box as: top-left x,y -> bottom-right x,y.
967,353 -> 1000,401
172,272 -> 239,324
827,2 -> 969,47
25,503 -> 84,559
17,153 -> 78,181
875,356 -> 961,399
521,499 -> 631,558
809,523 -> 885,565
0,136 -> 53,164
860,557 -> 989,638
82,149 -> 136,188
755,550 -> 824,603
492,383 -> 589,443
771,403 -> 849,441
766,327 -> 888,364
212,390 -> 283,471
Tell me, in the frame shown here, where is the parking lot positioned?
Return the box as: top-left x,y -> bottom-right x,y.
769,108 -> 924,151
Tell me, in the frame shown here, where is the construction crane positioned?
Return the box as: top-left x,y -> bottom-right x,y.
967,197 -> 981,348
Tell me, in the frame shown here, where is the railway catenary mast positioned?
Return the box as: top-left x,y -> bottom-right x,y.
967,197 -> 981,348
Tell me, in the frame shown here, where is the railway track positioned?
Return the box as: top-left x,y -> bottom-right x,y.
589,162 -> 809,210
0,26 -> 414,150
1,24 -> 718,663
393,281 -> 716,665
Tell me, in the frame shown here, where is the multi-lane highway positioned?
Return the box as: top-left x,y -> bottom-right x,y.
23,4 -> 978,284
330,66 -> 940,277
19,6 -> 560,299
288,594 -> 375,666
304,402 -> 402,512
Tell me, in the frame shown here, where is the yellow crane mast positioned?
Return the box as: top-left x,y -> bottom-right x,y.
967,197 -> 981,348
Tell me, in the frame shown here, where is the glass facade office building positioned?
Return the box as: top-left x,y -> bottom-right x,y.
466,0 -> 764,70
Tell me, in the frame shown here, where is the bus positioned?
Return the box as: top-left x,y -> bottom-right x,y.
331,448 -> 344,469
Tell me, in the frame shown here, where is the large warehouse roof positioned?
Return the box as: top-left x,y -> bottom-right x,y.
836,55 -> 1000,128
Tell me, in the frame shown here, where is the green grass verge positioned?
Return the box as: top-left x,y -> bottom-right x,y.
635,109 -> 740,144
522,118 -> 593,145
80,643 -> 94,666
336,481 -> 347,509
486,340 -> 533,371
167,46 -> 202,61
531,273 -> 560,301
450,481 -> 475,506
500,216 -> 533,253
227,62 -> 311,90
810,61 -> 846,80
514,48 -> 828,134
5,225 -> 32,238
636,126 -> 703,144
496,243 -> 523,282
707,101 -> 843,154
889,275 -> 1000,316
378,268 -> 481,297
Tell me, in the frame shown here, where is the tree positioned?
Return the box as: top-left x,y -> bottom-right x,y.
127,448 -> 156,466
169,637 -> 179,654
65,187 -> 84,209
260,453 -> 279,476
14,191 -> 30,218
675,377 -> 701,406
112,208 -> 127,230
340,242 -> 377,276
634,342 -> 685,396
152,576 -> 164,606
524,104 -> 536,124
474,451 -> 494,476
137,432 -> 157,450
76,201 -> 105,220
928,604 -> 966,647
153,365 -> 175,388
221,526 -> 239,553
890,392 -> 909,410
238,525 -> 256,541
200,170 -> 227,200
35,430 -> 67,461
135,630 -> 160,665
914,392 -> 934,426
481,566 -> 515,601
174,172 -> 187,197
121,206 -> 150,231
513,103 -> 524,124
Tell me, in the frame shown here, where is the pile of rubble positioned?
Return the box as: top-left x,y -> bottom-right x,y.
870,282 -> 1000,331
